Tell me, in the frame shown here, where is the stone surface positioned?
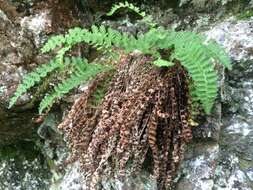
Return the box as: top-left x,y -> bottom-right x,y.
0,141 -> 51,190
206,18 -> 253,62
51,162 -> 84,190
0,9 -> 38,144
20,10 -> 52,46
0,2 -> 55,189
0,10 -> 35,107
175,143 -> 219,190
1,1 -> 253,190
176,17 -> 253,190
0,0 -> 56,144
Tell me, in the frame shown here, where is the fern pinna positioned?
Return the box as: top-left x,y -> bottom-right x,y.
9,56 -> 110,113
38,57 -> 110,114
8,59 -> 62,109
9,1 -> 231,115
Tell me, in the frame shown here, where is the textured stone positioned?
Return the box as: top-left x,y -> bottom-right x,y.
176,17 -> 253,190
0,10 -> 35,107
1,1 -> 253,190
206,18 -> 253,62
0,141 -> 51,190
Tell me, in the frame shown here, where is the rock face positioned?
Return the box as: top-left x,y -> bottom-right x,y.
0,1 -> 54,189
206,19 -> 253,62
0,0 -> 253,190
175,18 -> 253,190
0,141 -> 51,190
0,9 -> 35,107
0,8 -> 38,145
0,0 -> 57,144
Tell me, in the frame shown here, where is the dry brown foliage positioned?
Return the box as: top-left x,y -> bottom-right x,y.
58,53 -> 192,190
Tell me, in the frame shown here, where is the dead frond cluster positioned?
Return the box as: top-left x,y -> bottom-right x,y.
58,53 -> 192,190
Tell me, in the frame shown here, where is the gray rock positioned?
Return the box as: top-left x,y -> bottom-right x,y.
0,10 -> 35,107
213,155 -> 251,190
0,141 -> 52,190
205,18 -> 253,62
0,0 -> 58,142
20,10 -> 52,47
0,8 -> 44,144
51,162 -> 84,190
176,143 -> 219,190
176,17 -> 253,190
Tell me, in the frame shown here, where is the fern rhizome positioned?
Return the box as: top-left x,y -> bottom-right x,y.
9,2 -> 231,189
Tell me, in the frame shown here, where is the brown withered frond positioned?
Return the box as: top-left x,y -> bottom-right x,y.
58,53 -> 192,190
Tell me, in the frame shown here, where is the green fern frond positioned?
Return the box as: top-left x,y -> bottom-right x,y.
160,30 -> 231,69
47,26 -> 139,53
38,57 -> 111,114
81,25 -> 138,51
55,45 -> 72,64
173,41 -> 218,114
40,28 -> 88,55
107,1 -> 156,27
107,1 -> 146,17
41,35 -> 66,53
8,59 -> 62,108
203,39 -> 232,70
136,29 -> 231,114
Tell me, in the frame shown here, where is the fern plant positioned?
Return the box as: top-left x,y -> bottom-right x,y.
107,1 -> 156,27
9,1 -> 231,115
9,56 -> 110,114
8,59 -> 63,109
38,57 -> 110,114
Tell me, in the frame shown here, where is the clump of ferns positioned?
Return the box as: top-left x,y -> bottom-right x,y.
9,1 -> 231,189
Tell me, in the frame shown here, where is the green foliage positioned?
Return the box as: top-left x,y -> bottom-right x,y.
42,26 -> 139,54
41,35 -> 66,54
9,56 -> 109,113
107,1 -> 146,17
107,1 -> 156,27
237,9 -> 253,20
90,75 -> 113,107
8,59 -> 62,109
9,1 -> 231,115
156,30 -> 231,113
39,57 -> 109,114
153,59 -> 174,67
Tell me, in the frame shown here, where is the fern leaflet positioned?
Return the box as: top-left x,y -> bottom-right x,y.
41,35 -> 66,53
38,57 -> 111,114
8,59 -> 62,108
107,1 -> 156,27
107,1 -> 146,18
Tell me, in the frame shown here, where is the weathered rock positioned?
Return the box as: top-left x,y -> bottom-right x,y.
0,0 -> 56,144
0,9 -> 38,144
176,17 -> 253,190
206,18 -> 253,62
51,162 -> 84,190
20,10 -> 52,46
0,9 -> 35,107
176,142 -> 219,190
0,2 -> 55,189
1,1 -> 253,190
0,141 -> 52,190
